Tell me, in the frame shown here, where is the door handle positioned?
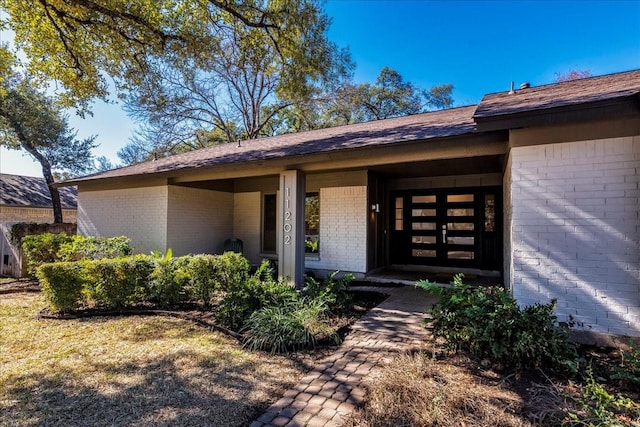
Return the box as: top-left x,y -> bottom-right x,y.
442,224 -> 447,243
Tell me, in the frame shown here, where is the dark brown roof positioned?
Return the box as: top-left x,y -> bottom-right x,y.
0,174 -> 77,208
64,106 -> 478,184
474,69 -> 640,120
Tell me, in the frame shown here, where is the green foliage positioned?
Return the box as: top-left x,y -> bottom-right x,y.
215,260 -> 297,330
22,233 -> 132,275
610,340 -> 640,388
37,252 -> 253,314
148,255 -> 189,306
418,274 -> 576,372
565,369 -> 640,426
37,261 -> 87,312
243,299 -> 339,353
83,256 -> 155,309
58,235 -> 133,261
305,271 -> 354,314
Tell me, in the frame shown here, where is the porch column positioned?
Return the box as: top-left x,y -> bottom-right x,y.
278,170 -> 306,287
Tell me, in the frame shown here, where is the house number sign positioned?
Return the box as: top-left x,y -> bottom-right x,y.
283,187 -> 292,245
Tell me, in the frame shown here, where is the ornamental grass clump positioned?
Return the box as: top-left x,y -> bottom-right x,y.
243,299 -> 339,353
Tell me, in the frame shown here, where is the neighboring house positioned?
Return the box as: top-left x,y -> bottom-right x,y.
0,174 -> 77,277
61,70 -> 640,338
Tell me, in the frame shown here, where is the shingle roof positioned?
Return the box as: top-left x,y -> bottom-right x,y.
64,105 -> 478,184
0,174 -> 77,208
474,69 -> 640,119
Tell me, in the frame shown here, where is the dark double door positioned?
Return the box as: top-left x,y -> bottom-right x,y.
389,187 -> 502,270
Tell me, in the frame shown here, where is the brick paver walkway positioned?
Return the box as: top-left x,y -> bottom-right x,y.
251,285 -> 436,427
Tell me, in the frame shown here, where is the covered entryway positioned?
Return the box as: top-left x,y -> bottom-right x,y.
389,187 -> 502,271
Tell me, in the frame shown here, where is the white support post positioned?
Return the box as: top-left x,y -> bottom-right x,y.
278,170 -> 306,287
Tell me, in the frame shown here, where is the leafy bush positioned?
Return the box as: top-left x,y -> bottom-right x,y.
216,260 -> 298,329
418,274 -> 576,372
23,233 -> 74,275
37,261 -> 88,312
211,251 -> 250,292
23,233 -> 132,275
243,299 -> 339,353
58,235 -> 132,261
148,255 -> 191,306
84,255 -> 155,309
305,271 -> 354,314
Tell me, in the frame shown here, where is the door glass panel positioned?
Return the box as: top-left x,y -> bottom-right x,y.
447,208 -> 474,217
412,249 -> 436,258
447,222 -> 474,231
412,222 -> 436,230
448,251 -> 475,259
447,236 -> 474,245
395,197 -> 403,231
447,194 -> 474,203
412,195 -> 436,203
412,209 -> 436,217
485,194 -> 495,232
412,236 -> 436,244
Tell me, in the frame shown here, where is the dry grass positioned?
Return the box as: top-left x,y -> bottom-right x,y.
345,352 -> 538,427
0,292 -> 304,427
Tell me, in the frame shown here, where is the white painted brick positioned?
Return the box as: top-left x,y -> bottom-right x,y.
510,136 -> 640,337
78,186 -> 168,253
304,186 -> 367,273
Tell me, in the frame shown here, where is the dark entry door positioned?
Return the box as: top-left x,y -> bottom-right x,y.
389,187 -> 501,270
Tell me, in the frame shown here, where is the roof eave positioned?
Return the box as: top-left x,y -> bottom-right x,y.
474,95 -> 640,132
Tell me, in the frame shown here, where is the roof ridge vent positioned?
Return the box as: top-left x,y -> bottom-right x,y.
520,82 -> 531,89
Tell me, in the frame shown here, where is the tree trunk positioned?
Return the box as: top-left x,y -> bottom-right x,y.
14,137 -> 64,223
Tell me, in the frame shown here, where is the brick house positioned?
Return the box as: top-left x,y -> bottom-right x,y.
0,174 -> 77,277
61,70 -> 640,338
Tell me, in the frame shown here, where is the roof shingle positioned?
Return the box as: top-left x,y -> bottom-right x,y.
65,105 -> 478,184
474,69 -> 640,119
0,174 -> 77,208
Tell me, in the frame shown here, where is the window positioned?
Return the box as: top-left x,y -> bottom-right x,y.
305,193 -> 319,254
262,194 -> 277,252
262,192 -> 320,254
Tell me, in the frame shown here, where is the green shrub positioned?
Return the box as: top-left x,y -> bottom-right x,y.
183,255 -> 220,307
243,299 -> 339,353
37,261 -> 88,312
23,233 -> 74,275
216,260 -> 298,329
23,233 -> 132,275
58,235 -> 132,261
211,251 -> 250,291
305,271 -> 354,314
148,255 -> 190,306
83,255 -> 155,309
418,274 -> 576,372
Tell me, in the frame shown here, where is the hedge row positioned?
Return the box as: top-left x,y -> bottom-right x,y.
37,252 -> 250,312
23,233 -> 133,275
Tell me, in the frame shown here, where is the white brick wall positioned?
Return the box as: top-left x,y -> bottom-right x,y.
510,136 -> 640,337
233,191 -> 261,265
78,186 -> 168,254
305,186 -> 367,273
167,186 -> 233,255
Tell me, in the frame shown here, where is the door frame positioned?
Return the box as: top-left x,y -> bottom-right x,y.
388,186 -> 502,271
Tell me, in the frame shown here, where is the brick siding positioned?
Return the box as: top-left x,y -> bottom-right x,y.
305,186 -> 367,273
509,136 -> 640,336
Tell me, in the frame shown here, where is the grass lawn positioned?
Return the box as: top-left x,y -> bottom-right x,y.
1,292 -> 305,427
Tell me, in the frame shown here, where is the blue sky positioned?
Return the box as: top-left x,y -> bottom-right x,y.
2,0 -> 639,177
